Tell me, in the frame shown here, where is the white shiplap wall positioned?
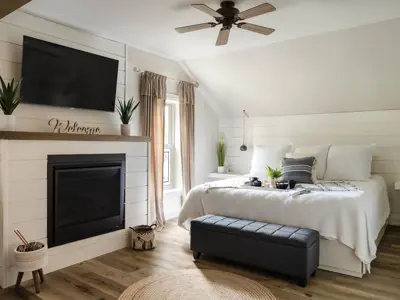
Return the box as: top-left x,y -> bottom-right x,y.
220,110 -> 400,226
0,11 -> 126,134
0,10 -> 154,287
1,140 -> 149,287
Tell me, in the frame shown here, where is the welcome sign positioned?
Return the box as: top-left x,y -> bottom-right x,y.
48,118 -> 101,135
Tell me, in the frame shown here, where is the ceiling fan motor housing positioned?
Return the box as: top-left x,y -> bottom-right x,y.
216,1 -> 239,29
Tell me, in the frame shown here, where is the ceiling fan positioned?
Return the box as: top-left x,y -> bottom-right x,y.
175,1 -> 276,46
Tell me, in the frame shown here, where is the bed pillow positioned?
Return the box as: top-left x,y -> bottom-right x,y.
285,154 -> 318,183
249,144 -> 292,181
290,144 -> 331,180
324,145 -> 374,181
282,157 -> 316,184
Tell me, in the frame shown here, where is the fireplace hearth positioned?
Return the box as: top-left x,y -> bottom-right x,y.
47,154 -> 125,248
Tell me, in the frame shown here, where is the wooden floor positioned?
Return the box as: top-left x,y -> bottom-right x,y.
1,222 -> 400,300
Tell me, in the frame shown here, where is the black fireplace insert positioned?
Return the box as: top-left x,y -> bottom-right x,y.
47,154 -> 125,248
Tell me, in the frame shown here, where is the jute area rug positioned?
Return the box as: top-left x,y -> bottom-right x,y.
118,269 -> 277,300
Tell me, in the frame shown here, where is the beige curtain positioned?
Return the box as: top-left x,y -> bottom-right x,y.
140,71 -> 167,228
179,82 -> 195,198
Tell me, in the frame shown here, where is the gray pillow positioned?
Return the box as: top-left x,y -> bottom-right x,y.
281,157 -> 316,184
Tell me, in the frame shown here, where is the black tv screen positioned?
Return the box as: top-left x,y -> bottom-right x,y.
21,36 -> 118,112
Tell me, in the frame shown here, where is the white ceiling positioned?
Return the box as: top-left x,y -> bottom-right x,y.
184,17 -> 400,116
22,0 -> 400,61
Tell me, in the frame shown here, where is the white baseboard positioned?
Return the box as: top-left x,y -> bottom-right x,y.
389,213 -> 400,226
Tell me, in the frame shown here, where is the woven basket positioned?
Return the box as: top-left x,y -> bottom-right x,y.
130,224 -> 156,251
14,245 -> 48,272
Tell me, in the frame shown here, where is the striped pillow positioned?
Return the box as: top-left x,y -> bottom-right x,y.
281,157 -> 316,184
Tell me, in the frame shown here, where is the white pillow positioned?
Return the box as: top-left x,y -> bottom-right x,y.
249,144 -> 292,181
324,145 -> 374,181
291,144 -> 331,180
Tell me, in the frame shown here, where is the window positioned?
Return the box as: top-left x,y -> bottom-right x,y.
164,101 -> 176,188
163,148 -> 171,185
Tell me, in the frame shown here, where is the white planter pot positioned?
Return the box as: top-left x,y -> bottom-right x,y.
217,166 -> 225,173
14,245 -> 48,272
269,178 -> 276,188
0,115 -> 16,131
121,124 -> 133,136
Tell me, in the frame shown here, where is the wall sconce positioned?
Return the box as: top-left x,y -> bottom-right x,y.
240,110 -> 249,151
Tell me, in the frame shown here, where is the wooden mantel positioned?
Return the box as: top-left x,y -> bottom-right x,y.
0,0 -> 32,19
0,131 -> 152,142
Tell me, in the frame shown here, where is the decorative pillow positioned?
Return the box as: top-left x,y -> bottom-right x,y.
289,144 -> 331,180
281,157 -> 316,184
324,145 -> 374,181
249,144 -> 292,181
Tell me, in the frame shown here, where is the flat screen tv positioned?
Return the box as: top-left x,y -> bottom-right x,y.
21,36 -> 119,112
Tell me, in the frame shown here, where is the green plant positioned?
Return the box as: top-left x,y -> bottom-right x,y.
116,97 -> 140,124
0,76 -> 22,115
217,136 -> 226,167
266,165 -> 283,179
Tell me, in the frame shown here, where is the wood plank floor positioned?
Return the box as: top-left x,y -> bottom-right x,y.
1,222 -> 399,300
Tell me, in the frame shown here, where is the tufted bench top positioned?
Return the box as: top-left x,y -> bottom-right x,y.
191,214 -> 319,248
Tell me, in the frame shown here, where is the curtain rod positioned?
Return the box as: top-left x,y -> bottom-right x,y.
133,67 -> 199,88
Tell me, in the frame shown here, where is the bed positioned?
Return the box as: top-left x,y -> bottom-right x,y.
178,175 -> 390,277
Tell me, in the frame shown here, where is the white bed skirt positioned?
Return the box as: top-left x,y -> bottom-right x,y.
319,222 -> 387,277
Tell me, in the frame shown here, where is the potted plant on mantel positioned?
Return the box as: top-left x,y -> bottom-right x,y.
0,75 -> 22,131
116,97 -> 140,136
217,136 -> 227,173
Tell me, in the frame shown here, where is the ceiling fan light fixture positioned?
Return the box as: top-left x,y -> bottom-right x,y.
175,1 -> 276,46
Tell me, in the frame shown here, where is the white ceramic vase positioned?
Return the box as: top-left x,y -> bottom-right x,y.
217,166 -> 225,174
121,124 -> 133,136
14,245 -> 48,272
0,115 -> 16,131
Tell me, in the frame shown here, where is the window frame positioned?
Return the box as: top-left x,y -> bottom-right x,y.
163,95 -> 178,189
164,102 -> 175,149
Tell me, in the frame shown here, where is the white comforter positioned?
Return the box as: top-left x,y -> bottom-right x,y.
178,175 -> 390,267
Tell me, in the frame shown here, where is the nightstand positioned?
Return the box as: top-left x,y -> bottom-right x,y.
392,181 -> 400,226
395,181 -> 400,190
208,172 -> 243,182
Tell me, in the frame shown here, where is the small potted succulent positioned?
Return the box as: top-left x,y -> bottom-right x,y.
266,165 -> 283,188
116,97 -> 140,136
217,136 -> 226,173
0,76 -> 22,131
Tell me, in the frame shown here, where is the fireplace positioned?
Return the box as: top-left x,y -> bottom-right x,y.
47,154 -> 125,248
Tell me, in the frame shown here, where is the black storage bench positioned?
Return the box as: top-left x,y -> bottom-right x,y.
191,214 -> 319,287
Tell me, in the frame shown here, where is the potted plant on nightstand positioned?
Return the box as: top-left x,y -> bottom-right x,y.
217,136 -> 226,173
116,97 -> 140,136
266,165 -> 283,188
0,76 -> 22,131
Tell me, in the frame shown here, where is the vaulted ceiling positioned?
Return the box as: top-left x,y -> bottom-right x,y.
23,0 -> 400,61
22,0 -> 400,116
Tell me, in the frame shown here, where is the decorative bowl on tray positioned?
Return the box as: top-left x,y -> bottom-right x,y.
275,182 -> 289,190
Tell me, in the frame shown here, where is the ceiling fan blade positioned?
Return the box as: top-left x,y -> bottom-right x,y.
216,28 -> 230,46
175,22 -> 217,33
237,3 -> 276,20
192,4 -> 223,18
237,23 -> 275,35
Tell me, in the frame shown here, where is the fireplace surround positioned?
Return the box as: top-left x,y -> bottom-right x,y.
0,133 -> 150,288
47,154 -> 126,248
